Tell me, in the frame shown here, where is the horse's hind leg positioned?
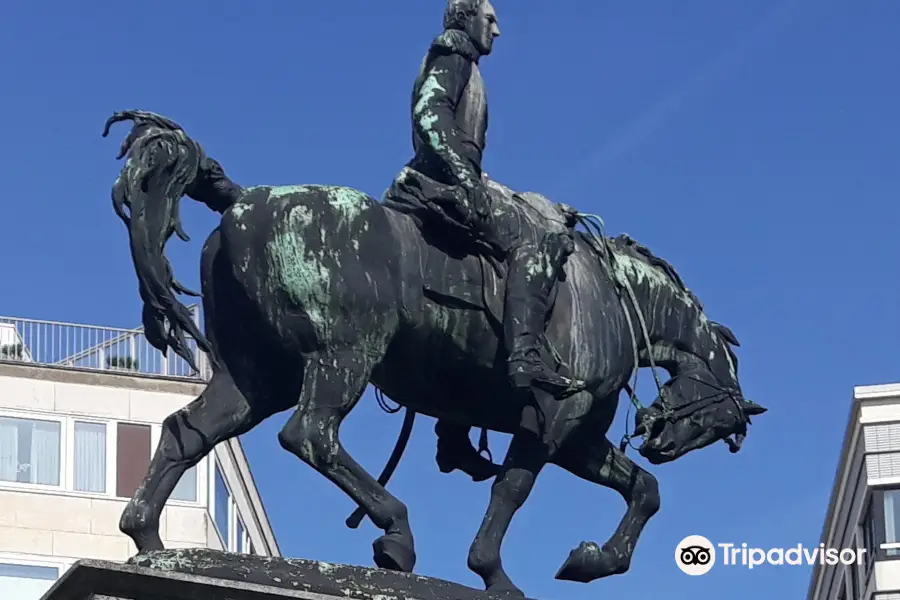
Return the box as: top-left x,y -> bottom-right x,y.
553,437 -> 660,582
119,369 -> 271,552
278,349 -> 416,572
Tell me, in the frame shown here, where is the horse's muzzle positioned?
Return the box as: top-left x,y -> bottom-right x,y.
635,398 -> 766,465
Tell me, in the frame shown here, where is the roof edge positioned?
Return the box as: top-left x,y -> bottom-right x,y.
806,389 -> 862,600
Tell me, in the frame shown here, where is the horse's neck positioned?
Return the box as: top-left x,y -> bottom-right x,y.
619,269 -> 705,361
603,250 -> 678,349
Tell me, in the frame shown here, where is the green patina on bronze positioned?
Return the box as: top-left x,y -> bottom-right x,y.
415,74 -> 446,152
610,248 -> 736,378
322,186 -> 369,223
269,184 -> 315,198
230,202 -> 252,218
265,203 -> 333,336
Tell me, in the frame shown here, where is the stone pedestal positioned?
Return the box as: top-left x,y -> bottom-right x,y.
40,548 -> 528,600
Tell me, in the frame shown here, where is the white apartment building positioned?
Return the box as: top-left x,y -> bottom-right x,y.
0,309 -> 279,600
809,382 -> 900,600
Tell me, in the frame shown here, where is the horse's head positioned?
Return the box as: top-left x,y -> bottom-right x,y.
633,321 -> 767,465
578,233 -> 766,464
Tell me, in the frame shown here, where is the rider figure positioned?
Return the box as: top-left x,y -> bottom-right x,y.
386,0 -> 585,400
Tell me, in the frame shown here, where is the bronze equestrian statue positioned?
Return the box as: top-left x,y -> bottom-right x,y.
102,1 -> 766,596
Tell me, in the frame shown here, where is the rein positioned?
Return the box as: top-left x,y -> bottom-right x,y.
574,214 -> 669,413
573,213 -> 745,454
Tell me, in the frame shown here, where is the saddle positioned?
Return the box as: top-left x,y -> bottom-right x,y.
420,247 -> 507,325
423,189 -> 578,337
383,166 -> 578,324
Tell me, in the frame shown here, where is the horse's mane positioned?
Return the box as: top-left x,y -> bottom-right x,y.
603,234 -> 703,309
576,230 -> 741,354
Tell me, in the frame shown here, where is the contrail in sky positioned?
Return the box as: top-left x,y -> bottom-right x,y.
550,0 -> 810,195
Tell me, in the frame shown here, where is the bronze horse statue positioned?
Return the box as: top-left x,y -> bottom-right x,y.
104,110 -> 765,597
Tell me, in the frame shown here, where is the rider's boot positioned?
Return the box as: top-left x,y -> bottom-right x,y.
504,234 -> 584,398
434,421 -> 500,482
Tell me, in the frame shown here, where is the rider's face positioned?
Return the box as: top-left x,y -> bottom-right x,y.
467,0 -> 500,55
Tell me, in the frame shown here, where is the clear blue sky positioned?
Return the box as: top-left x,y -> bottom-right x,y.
2,0 -> 899,597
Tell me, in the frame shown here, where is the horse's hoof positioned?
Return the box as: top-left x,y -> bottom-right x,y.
120,508 -> 164,553
373,534 -> 416,572
554,541 -> 627,583
121,523 -> 165,553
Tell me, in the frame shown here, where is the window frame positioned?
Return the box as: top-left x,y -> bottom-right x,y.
115,421 -> 152,499
211,458 -> 234,550
70,419 -> 112,495
237,517 -> 250,554
0,408 -> 204,507
867,486 -> 900,561
0,555 -> 66,574
0,553 -> 67,598
0,411 -> 66,491
209,454 -> 252,554
860,493 -> 877,586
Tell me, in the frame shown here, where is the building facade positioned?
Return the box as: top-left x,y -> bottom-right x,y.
0,310 -> 278,599
809,383 -> 900,600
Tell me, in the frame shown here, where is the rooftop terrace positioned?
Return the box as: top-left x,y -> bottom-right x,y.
0,305 -> 212,383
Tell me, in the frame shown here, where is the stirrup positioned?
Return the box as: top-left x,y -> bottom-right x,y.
509,357 -> 584,398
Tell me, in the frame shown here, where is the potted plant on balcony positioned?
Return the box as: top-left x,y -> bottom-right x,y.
107,355 -> 139,371
0,343 -> 23,360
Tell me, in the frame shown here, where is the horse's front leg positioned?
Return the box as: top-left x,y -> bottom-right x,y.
466,421 -> 550,595
553,436 -> 660,582
435,420 -> 501,482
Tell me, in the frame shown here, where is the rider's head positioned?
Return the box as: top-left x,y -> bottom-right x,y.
444,0 -> 500,56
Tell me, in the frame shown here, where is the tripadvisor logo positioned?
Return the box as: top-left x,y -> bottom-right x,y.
674,535 -> 867,574
675,535 -> 716,575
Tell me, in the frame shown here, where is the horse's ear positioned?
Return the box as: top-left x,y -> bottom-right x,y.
711,321 -> 740,347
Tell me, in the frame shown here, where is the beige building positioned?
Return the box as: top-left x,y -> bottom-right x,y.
0,309 -> 278,599
809,382 -> 900,600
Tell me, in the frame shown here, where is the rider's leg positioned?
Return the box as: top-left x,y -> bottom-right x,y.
504,232 -> 583,397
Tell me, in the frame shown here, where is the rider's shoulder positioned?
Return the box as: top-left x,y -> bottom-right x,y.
430,29 -> 479,63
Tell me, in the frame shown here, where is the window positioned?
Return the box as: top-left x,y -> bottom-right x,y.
214,462 -> 231,548
74,422 -> 107,493
237,518 -> 246,553
0,413 -> 204,504
170,464 -> 198,502
116,423 -> 150,498
862,498 -> 876,578
0,563 -> 59,600
883,489 -> 900,556
0,417 -> 61,486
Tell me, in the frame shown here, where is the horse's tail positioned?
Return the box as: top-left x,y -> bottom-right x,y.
345,407 -> 417,529
102,110 -> 240,373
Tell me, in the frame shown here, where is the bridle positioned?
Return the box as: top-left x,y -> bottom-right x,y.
573,212 -> 748,455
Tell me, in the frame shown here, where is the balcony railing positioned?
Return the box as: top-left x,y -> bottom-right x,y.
0,305 -> 212,382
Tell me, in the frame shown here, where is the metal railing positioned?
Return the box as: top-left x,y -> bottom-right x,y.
0,305 -> 212,382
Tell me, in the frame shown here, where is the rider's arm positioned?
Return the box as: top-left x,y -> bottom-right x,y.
412,52 -> 480,190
